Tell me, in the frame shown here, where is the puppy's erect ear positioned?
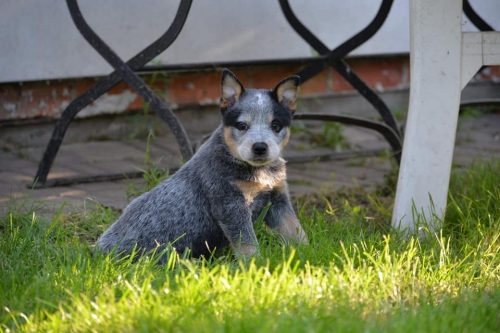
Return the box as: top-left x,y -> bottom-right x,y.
220,69 -> 244,113
272,75 -> 300,113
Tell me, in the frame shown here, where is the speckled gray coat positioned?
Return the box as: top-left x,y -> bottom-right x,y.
95,69 -> 308,261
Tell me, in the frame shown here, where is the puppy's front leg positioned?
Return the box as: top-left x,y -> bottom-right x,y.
265,184 -> 308,245
215,202 -> 259,258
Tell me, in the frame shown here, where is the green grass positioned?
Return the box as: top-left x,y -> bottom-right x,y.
1,161 -> 500,332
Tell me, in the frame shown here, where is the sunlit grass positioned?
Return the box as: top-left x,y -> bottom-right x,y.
1,161 -> 500,332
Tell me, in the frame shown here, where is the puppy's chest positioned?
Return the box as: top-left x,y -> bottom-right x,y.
234,164 -> 287,204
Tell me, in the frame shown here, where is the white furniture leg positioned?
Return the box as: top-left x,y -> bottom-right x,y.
392,0 -> 463,231
392,0 -> 500,232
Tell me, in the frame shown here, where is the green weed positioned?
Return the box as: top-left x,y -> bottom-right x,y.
126,70 -> 168,140
126,131 -> 170,200
391,107 -> 407,121
292,121 -> 348,151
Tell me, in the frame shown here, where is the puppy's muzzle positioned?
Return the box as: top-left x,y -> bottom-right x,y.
252,142 -> 268,157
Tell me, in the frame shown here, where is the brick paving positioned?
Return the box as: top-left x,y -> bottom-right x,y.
1,112 -> 499,218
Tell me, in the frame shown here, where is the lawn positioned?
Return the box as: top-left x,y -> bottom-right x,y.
1,161 -> 499,332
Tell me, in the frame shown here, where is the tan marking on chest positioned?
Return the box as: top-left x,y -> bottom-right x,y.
235,180 -> 272,204
274,179 -> 288,194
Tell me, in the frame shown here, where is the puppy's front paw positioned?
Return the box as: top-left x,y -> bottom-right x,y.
296,225 -> 309,245
275,213 -> 309,245
234,243 -> 259,260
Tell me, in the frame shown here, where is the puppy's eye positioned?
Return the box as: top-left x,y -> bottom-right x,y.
271,120 -> 283,133
236,122 -> 248,131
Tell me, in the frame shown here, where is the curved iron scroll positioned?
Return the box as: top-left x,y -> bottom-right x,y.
279,0 -> 402,144
293,113 -> 402,163
463,0 -> 494,32
66,0 -> 192,155
280,0 -> 394,82
32,0 -> 193,187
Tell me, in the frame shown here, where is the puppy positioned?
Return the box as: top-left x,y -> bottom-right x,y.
95,69 -> 308,261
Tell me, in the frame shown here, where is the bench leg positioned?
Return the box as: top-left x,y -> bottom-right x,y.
392,0 -> 463,231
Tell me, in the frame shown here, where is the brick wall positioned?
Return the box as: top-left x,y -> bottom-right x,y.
1,56 -> 498,122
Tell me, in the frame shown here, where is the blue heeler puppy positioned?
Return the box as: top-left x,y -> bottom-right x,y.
96,69 -> 308,260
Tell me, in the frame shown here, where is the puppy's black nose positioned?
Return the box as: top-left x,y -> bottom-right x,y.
252,142 -> 268,156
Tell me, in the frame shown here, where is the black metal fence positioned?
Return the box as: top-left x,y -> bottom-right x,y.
31,0 -> 494,188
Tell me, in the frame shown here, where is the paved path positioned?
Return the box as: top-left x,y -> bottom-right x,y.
1,113 -> 499,218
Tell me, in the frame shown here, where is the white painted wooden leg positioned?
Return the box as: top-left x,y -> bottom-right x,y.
392,0 -> 463,231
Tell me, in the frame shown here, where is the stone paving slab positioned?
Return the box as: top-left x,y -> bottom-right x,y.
1,113 -> 499,219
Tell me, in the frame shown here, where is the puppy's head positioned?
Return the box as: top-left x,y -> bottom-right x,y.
220,69 -> 300,167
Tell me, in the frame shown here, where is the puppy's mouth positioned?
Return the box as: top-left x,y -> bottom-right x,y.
247,157 -> 272,167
